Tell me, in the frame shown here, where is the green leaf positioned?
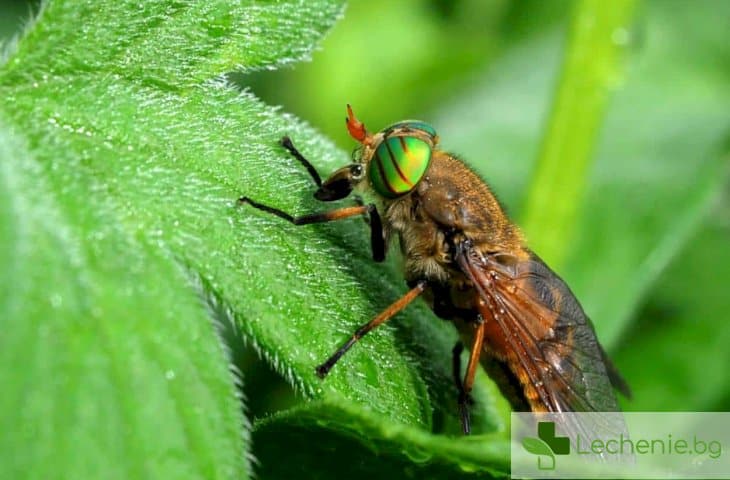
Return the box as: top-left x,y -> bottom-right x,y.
1,0 -> 342,88
0,0 -> 344,478
253,399 -> 511,478
521,437 -> 554,457
4,0 -> 726,477
0,121 -> 248,479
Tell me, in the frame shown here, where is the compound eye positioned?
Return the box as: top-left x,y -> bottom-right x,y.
368,135 -> 432,199
350,163 -> 364,180
383,121 -> 438,143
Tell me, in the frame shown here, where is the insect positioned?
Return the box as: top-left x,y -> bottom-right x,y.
239,105 -> 630,434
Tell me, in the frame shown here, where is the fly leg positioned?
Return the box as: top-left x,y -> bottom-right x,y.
352,195 -> 371,226
280,136 -> 322,187
282,136 -> 372,228
451,341 -> 472,434
238,198 -> 385,262
456,319 -> 486,435
238,137 -> 386,262
315,280 -> 426,378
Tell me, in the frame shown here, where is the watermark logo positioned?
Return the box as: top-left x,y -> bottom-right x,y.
521,421 -> 571,470
511,412 -> 729,479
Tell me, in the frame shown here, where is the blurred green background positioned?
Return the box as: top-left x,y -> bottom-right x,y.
2,0 -> 727,432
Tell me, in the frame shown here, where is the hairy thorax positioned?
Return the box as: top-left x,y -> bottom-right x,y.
384,193 -> 454,283
381,151 -> 526,286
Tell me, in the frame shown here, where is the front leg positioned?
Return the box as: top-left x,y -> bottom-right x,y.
281,136 -> 322,187
453,318 -> 486,435
237,198 -> 386,262
238,136 -> 386,261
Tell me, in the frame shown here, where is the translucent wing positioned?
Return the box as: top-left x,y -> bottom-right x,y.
454,241 -> 628,414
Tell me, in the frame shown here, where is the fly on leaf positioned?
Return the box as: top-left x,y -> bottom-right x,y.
239,106 -> 630,434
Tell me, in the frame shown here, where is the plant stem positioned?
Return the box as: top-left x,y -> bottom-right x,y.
521,0 -> 637,269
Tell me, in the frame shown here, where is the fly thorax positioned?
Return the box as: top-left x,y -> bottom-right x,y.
384,195 -> 452,284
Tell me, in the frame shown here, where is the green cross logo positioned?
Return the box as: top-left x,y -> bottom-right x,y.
521,421 -> 571,470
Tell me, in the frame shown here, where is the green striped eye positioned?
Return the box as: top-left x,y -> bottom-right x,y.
369,135 -> 432,199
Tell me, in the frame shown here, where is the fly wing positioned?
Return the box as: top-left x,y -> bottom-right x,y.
454,241 -> 626,414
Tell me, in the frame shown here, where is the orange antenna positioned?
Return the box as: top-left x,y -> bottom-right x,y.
345,104 -> 367,142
